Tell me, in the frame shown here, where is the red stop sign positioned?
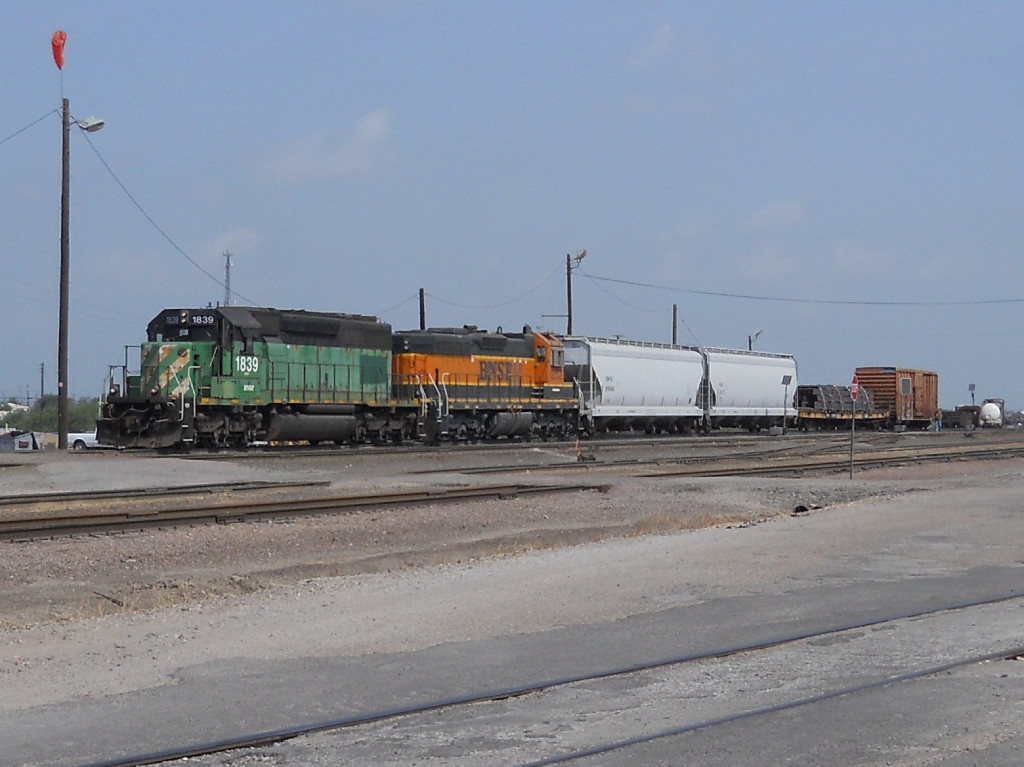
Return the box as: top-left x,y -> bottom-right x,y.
851,375 -> 859,402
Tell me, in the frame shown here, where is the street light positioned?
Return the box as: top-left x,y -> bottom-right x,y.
58,96 -> 104,449
565,250 -> 586,335
748,329 -> 762,351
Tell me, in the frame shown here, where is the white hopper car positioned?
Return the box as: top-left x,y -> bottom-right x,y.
562,337 -> 798,434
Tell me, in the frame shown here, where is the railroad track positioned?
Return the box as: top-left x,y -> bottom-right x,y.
0,482 -> 601,542
426,439 -> 1024,478
170,429 -> 833,461
74,592 -> 1024,767
640,440 -> 1024,478
0,479 -> 329,508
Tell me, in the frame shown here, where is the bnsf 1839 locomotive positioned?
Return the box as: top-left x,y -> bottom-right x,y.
97,306 -> 581,449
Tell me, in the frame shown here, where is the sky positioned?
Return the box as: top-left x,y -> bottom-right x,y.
2,2 -> 1023,409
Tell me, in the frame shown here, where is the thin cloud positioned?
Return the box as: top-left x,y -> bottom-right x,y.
831,239 -> 891,274
259,109 -> 392,184
629,24 -> 675,71
747,200 -> 804,229
206,227 -> 262,258
741,246 -> 796,280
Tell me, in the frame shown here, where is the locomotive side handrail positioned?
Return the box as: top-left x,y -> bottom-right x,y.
438,373 -> 450,417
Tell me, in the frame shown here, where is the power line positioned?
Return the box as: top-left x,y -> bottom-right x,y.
4,108 -> 260,306
584,273 -> 1024,307
374,292 -> 418,318
426,264 -> 563,310
0,110 -> 58,147
78,129 -> 261,307
582,274 -> 663,313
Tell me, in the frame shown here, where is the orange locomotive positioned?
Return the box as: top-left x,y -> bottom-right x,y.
391,325 -> 580,441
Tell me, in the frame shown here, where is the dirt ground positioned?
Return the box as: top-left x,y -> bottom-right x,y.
0,450 -> 969,630
1,450 -> 1019,719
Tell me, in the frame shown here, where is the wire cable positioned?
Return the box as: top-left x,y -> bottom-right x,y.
374,292 -> 419,318
0,110 -> 58,147
78,129 -> 261,307
585,272 -> 1024,307
426,264 -> 563,311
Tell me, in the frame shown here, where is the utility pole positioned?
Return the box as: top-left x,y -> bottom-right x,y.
55,89 -> 104,450
419,288 -> 426,330
565,250 -> 586,335
57,97 -> 71,449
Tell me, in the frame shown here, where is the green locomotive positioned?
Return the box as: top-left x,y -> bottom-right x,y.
98,307 -> 393,448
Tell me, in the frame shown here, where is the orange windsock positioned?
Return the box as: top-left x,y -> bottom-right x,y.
52,30 -> 67,70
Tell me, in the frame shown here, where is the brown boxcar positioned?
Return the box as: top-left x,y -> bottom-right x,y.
854,366 -> 939,429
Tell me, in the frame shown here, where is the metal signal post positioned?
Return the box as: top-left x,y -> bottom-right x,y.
849,374 -> 859,479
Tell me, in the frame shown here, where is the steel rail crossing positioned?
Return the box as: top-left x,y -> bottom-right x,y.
71,592 -> 1024,767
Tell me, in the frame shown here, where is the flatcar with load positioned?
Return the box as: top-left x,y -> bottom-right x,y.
795,384 -> 889,430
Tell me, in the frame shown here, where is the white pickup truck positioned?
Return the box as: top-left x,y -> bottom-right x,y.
68,430 -> 101,450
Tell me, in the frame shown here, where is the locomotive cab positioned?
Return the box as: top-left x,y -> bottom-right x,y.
531,332 -> 573,400
98,308 -> 226,449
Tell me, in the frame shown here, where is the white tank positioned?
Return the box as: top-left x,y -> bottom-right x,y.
562,337 -> 704,418
705,348 -> 798,416
562,337 -> 798,429
980,401 -> 1002,427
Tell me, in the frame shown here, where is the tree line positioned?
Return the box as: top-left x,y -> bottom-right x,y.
1,395 -> 101,433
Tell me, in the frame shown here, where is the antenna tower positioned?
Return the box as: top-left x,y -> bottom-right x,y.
223,251 -> 233,307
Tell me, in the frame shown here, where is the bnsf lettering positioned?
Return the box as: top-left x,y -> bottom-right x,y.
480,360 -> 519,381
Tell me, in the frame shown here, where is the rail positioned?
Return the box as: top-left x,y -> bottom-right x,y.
0,483 -> 601,542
